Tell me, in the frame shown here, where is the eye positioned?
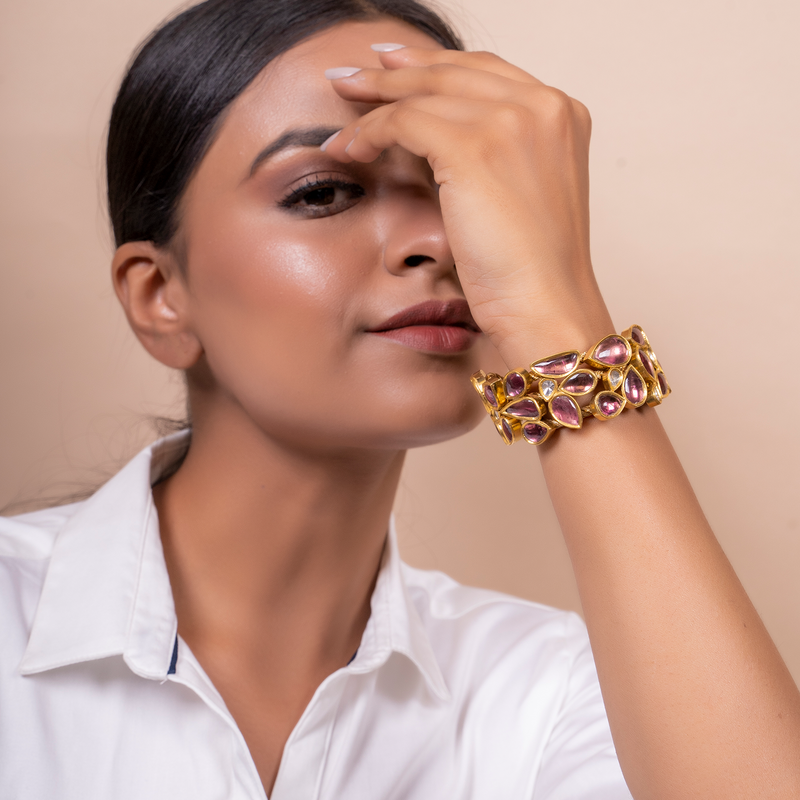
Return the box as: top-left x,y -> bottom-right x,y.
280,177 -> 365,217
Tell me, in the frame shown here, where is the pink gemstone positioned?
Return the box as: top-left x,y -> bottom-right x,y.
631,326 -> 645,345
504,372 -> 526,397
562,371 -> 595,395
522,422 -> 549,444
639,350 -> 655,377
532,351 -> 579,377
597,393 -> 623,417
624,369 -> 646,405
501,418 -> 513,442
592,335 -> 630,366
550,394 -> 581,427
483,384 -> 498,408
658,372 -> 669,395
504,398 -> 540,418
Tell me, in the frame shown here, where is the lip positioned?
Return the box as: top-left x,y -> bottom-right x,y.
366,299 -> 481,354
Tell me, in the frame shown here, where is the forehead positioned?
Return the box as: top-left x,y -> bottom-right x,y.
224,18 -> 442,146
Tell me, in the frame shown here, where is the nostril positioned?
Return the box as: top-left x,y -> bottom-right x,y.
404,255 -> 430,267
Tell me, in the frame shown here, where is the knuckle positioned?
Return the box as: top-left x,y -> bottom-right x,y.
427,62 -> 454,92
428,62 -> 451,77
529,87 -> 592,138
572,99 -> 592,132
572,98 -> 591,120
469,50 -> 496,65
540,87 -> 573,120
491,102 -> 532,134
390,100 -> 417,126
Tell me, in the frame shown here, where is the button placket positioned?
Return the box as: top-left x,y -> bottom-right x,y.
270,671 -> 349,800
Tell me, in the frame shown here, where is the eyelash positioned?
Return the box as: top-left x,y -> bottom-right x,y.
279,177 -> 365,217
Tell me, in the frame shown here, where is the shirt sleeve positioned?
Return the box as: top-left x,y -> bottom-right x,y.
532,615 -> 633,800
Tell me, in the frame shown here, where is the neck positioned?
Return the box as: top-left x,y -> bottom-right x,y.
154,397 -> 405,673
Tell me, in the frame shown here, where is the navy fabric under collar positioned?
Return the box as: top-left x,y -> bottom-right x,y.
168,636 -> 178,675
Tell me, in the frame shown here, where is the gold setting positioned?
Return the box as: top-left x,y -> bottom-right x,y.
471,325 -> 671,446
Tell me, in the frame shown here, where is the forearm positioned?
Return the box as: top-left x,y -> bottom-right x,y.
536,391 -> 800,798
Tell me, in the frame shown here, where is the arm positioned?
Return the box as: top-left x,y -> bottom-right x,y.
325,45 -> 800,797
538,367 -> 800,798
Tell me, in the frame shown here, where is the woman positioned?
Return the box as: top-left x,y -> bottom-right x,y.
1,0 -> 798,797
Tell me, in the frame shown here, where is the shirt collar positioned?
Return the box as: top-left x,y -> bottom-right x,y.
352,519 -> 450,701
20,433 -> 187,679
20,433 -> 450,701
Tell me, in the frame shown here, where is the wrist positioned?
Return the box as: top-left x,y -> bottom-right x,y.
491,305 -> 615,369
473,323 -> 671,447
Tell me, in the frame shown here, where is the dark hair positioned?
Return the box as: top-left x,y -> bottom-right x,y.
106,0 -> 463,248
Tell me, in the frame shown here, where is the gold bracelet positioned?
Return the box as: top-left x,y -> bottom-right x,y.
470,325 -> 671,445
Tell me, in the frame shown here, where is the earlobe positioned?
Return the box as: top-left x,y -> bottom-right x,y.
111,241 -> 203,369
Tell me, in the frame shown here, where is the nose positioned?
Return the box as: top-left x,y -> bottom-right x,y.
381,183 -> 455,280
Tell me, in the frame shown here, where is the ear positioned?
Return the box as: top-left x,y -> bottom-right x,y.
112,241 -> 203,369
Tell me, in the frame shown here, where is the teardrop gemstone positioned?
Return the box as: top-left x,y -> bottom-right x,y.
658,372 -> 670,396
540,379 -> 556,400
504,398 -> 541,418
608,368 -> 623,388
639,350 -> 655,377
596,392 -> 623,418
623,368 -> 646,406
592,335 -> 630,366
483,384 -> 498,408
532,351 -> 579,377
631,326 -> 645,345
549,394 -> 582,428
501,418 -> 514,443
562,370 -> 596,395
504,371 -> 526,398
522,422 -> 549,444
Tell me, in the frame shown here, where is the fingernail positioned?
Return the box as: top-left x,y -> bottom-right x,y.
324,67 -> 362,80
344,127 -> 361,154
370,43 -> 406,52
319,130 -> 341,152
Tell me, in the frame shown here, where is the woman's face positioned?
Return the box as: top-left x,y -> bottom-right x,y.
176,18 -> 487,451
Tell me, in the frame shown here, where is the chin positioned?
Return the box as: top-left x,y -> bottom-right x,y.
249,388 -> 486,454
399,403 -> 485,449
353,391 -> 487,451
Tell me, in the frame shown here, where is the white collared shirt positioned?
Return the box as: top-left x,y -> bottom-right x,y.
0,435 -> 631,799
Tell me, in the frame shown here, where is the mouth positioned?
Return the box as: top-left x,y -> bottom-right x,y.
366,299 -> 481,354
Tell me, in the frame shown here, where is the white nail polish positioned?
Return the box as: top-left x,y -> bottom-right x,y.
370,43 -> 406,52
344,127 -> 361,154
320,130 -> 341,152
324,67 -> 362,80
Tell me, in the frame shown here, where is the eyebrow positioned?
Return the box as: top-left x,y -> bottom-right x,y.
248,126 -> 342,176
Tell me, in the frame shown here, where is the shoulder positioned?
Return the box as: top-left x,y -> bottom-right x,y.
402,560 -> 584,639
401,562 -> 592,688
398,563 -> 624,791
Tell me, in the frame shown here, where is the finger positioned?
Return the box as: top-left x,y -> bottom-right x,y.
327,69 -> 591,149
323,95 -> 527,167
374,45 -> 544,86
328,62 -> 528,106
344,105 -> 465,170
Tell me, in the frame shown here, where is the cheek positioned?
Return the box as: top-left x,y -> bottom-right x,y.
186,206 -> 365,377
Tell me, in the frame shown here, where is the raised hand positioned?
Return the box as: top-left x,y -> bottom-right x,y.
324,44 -> 613,363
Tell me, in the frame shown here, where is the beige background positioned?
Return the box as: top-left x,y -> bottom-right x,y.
1,0 -> 798,683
